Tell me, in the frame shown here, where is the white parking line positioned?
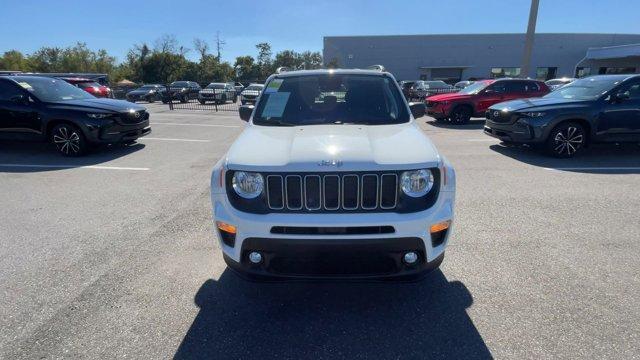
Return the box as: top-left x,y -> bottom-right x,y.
151,122 -> 241,128
0,164 -> 149,171
544,167 -> 640,171
143,137 -> 210,142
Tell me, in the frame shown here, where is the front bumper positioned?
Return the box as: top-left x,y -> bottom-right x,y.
240,96 -> 258,103
484,119 -> 541,143
211,189 -> 455,280
86,119 -> 151,143
426,103 -> 451,118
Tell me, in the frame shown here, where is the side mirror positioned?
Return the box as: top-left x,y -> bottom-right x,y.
408,102 -> 426,119
613,92 -> 630,102
239,105 -> 254,122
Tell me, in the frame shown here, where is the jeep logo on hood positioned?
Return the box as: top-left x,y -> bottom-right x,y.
318,160 -> 343,167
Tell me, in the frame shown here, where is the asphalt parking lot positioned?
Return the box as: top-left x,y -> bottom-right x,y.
1,104 -> 640,359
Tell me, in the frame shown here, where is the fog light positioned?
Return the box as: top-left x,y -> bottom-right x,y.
403,251 -> 418,265
248,251 -> 262,264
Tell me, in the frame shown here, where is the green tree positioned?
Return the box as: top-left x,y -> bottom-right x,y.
0,50 -> 30,71
255,42 -> 273,79
234,55 -> 257,81
299,51 -> 323,70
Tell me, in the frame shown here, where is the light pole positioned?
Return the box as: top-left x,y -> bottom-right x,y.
521,0 -> 540,78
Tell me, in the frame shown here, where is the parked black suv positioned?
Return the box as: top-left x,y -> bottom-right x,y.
0,76 -> 150,156
160,81 -> 201,103
484,74 -> 640,158
126,84 -> 164,103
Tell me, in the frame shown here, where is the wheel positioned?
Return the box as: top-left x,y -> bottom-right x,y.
450,106 -> 472,125
146,96 -> 155,103
162,99 -> 169,104
545,122 -> 586,158
180,95 -> 188,103
241,101 -> 246,105
199,99 -> 206,105
51,123 -> 87,157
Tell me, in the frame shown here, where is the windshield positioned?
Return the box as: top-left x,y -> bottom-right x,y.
140,85 -> 159,89
544,77 -> 622,100
457,81 -> 492,95
171,81 -> 189,87
253,74 -> 409,126
206,84 -> 225,89
246,85 -> 263,91
13,77 -> 95,102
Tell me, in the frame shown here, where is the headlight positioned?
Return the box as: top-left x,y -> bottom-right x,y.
522,111 -> 545,117
148,90 -> 155,94
401,169 -> 434,197
87,113 -> 112,119
232,171 -> 264,199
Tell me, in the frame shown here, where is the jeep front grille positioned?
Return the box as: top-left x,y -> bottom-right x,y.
266,173 -> 398,212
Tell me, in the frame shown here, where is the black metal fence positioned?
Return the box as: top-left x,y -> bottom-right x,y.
164,93 -> 241,112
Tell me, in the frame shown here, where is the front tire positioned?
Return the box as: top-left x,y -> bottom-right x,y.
199,99 -> 206,105
545,122 -> 586,158
51,123 -> 87,157
180,95 -> 188,103
450,106 -> 472,125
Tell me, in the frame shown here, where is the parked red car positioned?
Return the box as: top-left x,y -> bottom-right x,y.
425,79 -> 549,124
60,77 -> 112,98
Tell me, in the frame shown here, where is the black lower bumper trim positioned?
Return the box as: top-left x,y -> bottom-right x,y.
224,237 -> 444,282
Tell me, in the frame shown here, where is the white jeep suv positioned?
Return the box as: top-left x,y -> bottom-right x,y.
210,69 -> 456,280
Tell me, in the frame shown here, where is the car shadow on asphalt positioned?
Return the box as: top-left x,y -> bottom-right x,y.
490,142 -> 640,174
174,270 -> 492,360
426,119 -> 486,130
0,141 -> 146,173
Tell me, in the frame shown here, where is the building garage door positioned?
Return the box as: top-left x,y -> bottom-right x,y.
430,68 -> 463,83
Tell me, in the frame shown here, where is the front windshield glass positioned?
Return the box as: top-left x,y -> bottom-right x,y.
206,84 -> 225,89
171,81 -> 188,87
253,74 -> 409,126
14,77 -> 94,102
140,85 -> 159,89
457,81 -> 492,95
544,77 -> 622,100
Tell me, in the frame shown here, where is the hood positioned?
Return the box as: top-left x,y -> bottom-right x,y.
489,97 -> 590,112
226,123 -> 441,172
47,98 -> 146,113
427,92 -> 473,102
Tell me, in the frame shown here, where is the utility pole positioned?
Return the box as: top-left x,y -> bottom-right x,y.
521,0 -> 540,78
215,31 -> 226,61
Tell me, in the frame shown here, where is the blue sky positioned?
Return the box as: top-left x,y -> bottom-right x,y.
1,0 -> 638,64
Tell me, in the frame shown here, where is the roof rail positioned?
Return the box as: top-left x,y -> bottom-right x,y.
366,64 -> 386,72
275,66 -> 291,74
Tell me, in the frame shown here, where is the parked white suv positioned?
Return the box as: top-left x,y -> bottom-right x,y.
210,69 -> 456,281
